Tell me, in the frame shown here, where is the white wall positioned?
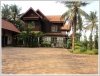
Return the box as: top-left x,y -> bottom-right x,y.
5,32 -> 12,45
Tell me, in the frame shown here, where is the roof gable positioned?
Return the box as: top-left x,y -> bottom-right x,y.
36,9 -> 47,20
20,7 -> 41,19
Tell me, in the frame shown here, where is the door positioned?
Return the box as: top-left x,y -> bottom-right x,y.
2,36 -> 8,47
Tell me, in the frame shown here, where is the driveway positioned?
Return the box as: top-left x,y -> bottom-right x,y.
2,47 -> 98,74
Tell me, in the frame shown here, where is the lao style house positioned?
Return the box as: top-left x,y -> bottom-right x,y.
2,19 -> 20,46
20,7 -> 71,47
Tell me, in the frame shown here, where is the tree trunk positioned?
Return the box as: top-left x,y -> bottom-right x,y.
72,14 -> 77,51
72,27 -> 75,51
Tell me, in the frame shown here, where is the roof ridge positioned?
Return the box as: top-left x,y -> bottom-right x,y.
20,7 -> 42,19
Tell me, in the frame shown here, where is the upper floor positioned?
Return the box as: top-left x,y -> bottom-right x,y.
20,7 -> 69,33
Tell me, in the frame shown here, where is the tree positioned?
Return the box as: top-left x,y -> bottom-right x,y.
61,1 -> 89,51
2,4 -> 10,20
94,23 -> 98,49
2,4 -> 23,30
9,4 -> 21,22
85,11 -> 98,50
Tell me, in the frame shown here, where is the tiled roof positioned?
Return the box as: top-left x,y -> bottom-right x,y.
61,24 -> 71,31
46,15 -> 64,22
2,19 -> 20,33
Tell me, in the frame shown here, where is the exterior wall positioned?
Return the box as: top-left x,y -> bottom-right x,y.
42,36 -> 66,48
24,20 -> 42,31
41,19 -> 51,33
33,20 -> 41,31
5,33 -> 12,45
50,23 -> 63,33
42,36 -> 51,44
2,29 -> 13,46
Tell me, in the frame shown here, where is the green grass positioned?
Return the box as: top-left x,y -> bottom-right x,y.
71,49 -> 98,55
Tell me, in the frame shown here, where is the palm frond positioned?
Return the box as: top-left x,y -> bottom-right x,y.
61,1 -> 89,8
61,9 -> 71,22
78,8 -> 89,18
77,13 -> 82,31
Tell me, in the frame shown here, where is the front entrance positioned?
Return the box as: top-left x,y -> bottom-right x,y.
2,36 -> 8,47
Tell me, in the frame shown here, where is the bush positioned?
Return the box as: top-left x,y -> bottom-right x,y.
41,42 -> 51,47
75,45 -> 80,49
66,38 -> 72,49
80,47 -> 87,52
93,49 -> 98,54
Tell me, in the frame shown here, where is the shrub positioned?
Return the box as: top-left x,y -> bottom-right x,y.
66,38 -> 72,49
75,45 -> 80,49
41,42 -> 51,47
93,49 -> 98,54
80,47 -> 87,52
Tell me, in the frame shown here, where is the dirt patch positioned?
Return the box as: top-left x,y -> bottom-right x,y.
2,47 -> 98,74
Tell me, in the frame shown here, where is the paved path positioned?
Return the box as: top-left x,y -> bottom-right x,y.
2,47 -> 98,74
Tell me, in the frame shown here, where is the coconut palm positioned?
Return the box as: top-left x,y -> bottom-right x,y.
61,1 -> 89,51
85,11 -> 98,50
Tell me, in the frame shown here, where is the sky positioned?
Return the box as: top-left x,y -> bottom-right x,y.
1,1 -> 99,40
1,1 -> 99,16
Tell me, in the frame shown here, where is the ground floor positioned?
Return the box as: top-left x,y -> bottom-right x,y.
2,29 -> 18,47
2,47 -> 98,74
42,36 -> 67,48
2,32 -> 70,48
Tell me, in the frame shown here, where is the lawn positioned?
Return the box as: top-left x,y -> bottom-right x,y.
2,47 -> 98,74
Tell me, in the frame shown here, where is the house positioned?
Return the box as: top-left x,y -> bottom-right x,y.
20,7 -> 71,47
2,19 -> 20,46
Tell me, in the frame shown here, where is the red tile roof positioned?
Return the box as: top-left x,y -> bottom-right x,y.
61,24 -> 71,32
2,19 -> 20,33
46,15 -> 64,23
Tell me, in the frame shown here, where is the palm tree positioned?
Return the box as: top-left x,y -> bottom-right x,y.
85,11 -> 98,50
94,25 -> 98,49
61,1 -> 89,51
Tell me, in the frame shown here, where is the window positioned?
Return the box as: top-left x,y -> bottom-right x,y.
28,21 -> 35,28
51,25 -> 58,32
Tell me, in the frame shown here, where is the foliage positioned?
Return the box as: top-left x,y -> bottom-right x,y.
2,4 -> 11,20
94,34 -> 98,49
85,11 -> 98,50
1,4 -> 23,31
61,1 -> 89,51
41,42 -> 51,47
66,38 -> 72,49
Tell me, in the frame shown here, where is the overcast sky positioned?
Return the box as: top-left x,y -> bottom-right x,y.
1,1 -> 99,17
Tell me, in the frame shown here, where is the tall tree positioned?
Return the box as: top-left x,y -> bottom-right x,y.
61,1 -> 89,51
9,4 -> 21,22
85,11 -> 98,50
1,4 -> 23,30
2,4 -> 10,20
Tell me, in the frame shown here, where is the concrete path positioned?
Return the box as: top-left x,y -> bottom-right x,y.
2,47 -> 98,74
